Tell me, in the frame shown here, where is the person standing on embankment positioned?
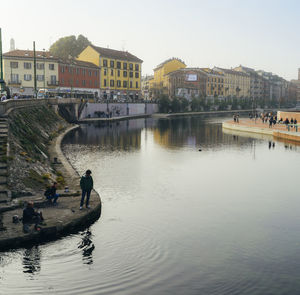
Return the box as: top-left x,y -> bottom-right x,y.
80,170 -> 93,210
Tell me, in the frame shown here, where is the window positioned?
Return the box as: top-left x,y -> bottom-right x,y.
123,81 -> 127,88
24,62 -> 31,69
50,75 -> 56,84
82,69 -> 86,76
24,74 -> 32,81
111,69 -> 114,76
76,68 -> 80,75
49,64 -> 55,70
110,60 -> 114,68
103,59 -> 107,67
82,80 -> 86,86
117,70 -> 120,77
61,66 -> 65,73
129,63 -> 133,70
94,81 -> 98,87
37,63 -> 44,70
110,80 -> 114,87
104,68 -> 107,76
10,62 -> 18,68
123,62 -> 127,70
130,81 -> 133,88
89,70 -> 92,76
117,80 -> 121,87
76,80 -> 79,86
129,72 -> 133,78
95,71 -> 98,76
135,72 -> 139,78
136,81 -> 139,88
123,71 -> 127,77
11,74 -> 19,82
117,61 -> 121,69
37,75 -> 44,81
104,79 -> 107,87
68,67 -> 72,73
61,79 -> 64,85
135,64 -> 139,71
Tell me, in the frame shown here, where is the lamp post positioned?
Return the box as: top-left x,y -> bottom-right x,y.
43,48 -> 46,92
0,28 -> 4,92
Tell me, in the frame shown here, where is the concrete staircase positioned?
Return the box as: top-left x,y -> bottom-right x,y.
0,118 -> 10,204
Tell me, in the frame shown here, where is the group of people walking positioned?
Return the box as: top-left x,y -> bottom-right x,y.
22,169 -> 94,233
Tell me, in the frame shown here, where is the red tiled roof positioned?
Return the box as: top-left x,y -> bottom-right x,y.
59,58 -> 98,69
3,49 -> 58,60
90,45 -> 143,63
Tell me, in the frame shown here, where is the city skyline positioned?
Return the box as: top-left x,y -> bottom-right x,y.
1,0 -> 299,80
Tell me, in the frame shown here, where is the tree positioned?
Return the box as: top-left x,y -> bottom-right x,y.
49,35 -> 91,59
158,95 -> 171,113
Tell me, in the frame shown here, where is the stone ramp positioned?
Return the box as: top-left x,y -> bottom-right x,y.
0,184 -> 101,250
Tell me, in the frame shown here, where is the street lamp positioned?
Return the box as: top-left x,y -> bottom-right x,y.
43,48 -> 46,91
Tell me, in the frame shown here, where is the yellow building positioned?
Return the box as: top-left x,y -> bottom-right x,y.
200,68 -> 225,97
213,67 -> 250,98
151,58 -> 186,97
2,50 -> 59,96
77,45 -> 143,100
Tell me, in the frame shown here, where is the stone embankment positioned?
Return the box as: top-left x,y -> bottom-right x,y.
0,105 -> 101,251
222,119 -> 300,143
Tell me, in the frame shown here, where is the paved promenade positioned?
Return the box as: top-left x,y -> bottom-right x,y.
0,125 -> 102,250
223,118 -> 300,142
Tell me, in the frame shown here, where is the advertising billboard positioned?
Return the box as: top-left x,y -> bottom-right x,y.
186,74 -> 197,81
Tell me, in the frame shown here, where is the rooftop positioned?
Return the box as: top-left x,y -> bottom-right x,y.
59,58 -> 99,69
154,57 -> 186,71
90,45 -> 143,63
3,49 -> 58,60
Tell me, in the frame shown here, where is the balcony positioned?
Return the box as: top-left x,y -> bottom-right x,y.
8,80 -> 22,85
47,81 -> 59,86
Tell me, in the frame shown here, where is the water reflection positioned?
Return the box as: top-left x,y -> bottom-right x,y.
78,229 -> 95,265
63,116 -> 259,151
23,246 -> 41,275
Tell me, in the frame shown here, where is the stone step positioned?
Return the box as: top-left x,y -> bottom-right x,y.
0,163 -> 7,169
0,176 -> 7,185
0,170 -> 7,176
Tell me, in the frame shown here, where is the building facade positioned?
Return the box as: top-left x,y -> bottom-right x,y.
58,59 -> 100,97
151,58 -> 186,97
77,45 -> 143,100
200,68 -> 225,97
141,75 -> 153,100
167,68 -> 207,100
213,67 -> 250,98
233,65 -> 265,100
2,50 -> 59,96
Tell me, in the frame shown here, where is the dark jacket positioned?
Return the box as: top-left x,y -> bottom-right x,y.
22,207 -> 37,224
44,185 -> 57,198
80,175 -> 93,191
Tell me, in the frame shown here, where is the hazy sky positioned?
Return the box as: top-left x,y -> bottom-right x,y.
1,0 -> 299,80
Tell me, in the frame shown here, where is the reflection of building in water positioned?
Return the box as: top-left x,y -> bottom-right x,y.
64,119 -> 158,151
152,117 -> 256,149
23,246 -> 41,275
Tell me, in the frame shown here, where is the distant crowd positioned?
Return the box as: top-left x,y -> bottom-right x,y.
233,112 -> 298,129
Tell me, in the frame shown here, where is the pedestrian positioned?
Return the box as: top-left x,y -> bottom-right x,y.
80,169 -> 93,210
44,182 -> 59,204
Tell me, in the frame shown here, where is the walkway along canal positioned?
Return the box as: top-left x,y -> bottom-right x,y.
0,105 -> 101,250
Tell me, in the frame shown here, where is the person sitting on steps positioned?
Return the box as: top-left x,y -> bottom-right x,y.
44,182 -> 59,205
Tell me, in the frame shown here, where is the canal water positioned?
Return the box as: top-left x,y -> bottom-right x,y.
1,115 -> 300,295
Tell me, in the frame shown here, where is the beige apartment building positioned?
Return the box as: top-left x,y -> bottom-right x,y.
213,67 -> 250,98
3,50 -> 59,96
